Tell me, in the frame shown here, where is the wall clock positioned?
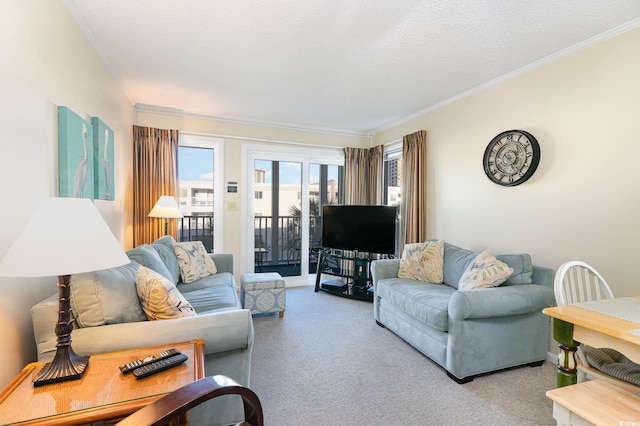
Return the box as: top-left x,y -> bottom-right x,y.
482,129 -> 540,187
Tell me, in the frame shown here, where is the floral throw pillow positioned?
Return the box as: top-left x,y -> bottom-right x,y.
398,240 -> 445,283
458,249 -> 514,290
173,241 -> 218,284
135,266 -> 196,320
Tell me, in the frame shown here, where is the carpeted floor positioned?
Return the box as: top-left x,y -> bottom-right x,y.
250,286 -> 557,425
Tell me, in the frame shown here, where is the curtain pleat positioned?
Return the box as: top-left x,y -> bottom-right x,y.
400,130 -> 427,249
344,146 -> 384,205
367,145 -> 384,205
344,148 -> 368,205
133,125 -> 179,246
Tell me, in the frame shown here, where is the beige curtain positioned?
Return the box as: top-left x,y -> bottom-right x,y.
400,130 -> 427,247
367,145 -> 384,205
133,125 -> 179,246
344,146 -> 384,205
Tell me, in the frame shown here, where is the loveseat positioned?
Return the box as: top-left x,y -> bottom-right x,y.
31,236 -> 253,426
371,240 -> 555,383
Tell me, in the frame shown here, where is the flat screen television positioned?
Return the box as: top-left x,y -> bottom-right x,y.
321,205 -> 397,255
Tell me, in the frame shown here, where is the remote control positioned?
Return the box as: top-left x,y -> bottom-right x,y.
132,353 -> 189,379
119,348 -> 182,374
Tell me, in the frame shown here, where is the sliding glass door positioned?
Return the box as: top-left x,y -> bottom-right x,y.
253,159 -> 303,277
308,163 -> 343,273
244,145 -> 343,282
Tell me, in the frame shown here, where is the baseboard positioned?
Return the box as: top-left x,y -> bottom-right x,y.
547,351 -> 557,363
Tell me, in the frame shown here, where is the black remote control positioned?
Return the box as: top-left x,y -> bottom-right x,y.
119,348 -> 181,374
132,353 -> 189,379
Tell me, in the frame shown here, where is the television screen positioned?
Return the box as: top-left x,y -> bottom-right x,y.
321,205 -> 397,255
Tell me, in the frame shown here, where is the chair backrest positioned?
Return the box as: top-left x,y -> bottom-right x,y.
554,261 -> 614,306
116,375 -> 263,426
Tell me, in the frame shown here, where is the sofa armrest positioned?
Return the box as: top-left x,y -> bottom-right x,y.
210,253 -> 233,274
36,309 -> 253,362
371,259 -> 400,288
448,284 -> 555,320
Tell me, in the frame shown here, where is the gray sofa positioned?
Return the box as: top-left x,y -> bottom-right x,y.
31,236 -> 253,426
371,241 -> 555,383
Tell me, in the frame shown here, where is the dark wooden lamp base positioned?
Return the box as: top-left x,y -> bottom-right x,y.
33,274 -> 90,387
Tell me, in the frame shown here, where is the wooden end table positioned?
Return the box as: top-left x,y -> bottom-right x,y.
0,339 -> 205,425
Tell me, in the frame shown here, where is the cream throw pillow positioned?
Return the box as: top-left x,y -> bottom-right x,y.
173,241 -> 218,284
458,249 -> 514,290
136,266 -> 196,320
398,240 -> 445,283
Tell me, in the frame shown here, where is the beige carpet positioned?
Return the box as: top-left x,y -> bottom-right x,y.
250,286 -> 557,425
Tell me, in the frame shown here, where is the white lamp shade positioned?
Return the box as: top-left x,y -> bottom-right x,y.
0,197 -> 130,277
148,196 -> 183,219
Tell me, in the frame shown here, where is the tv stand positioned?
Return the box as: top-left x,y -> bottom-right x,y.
314,249 -> 375,302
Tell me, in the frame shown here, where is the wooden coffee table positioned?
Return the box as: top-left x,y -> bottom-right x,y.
0,339 -> 205,425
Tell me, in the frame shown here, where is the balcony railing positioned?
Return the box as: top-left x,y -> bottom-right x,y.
177,214 -> 321,276
177,215 -> 214,252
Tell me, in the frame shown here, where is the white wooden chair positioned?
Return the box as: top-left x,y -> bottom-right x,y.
554,261 -> 640,394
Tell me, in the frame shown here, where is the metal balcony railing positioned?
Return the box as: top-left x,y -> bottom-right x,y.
254,215 -> 322,270
176,214 -> 322,275
177,215 -> 214,252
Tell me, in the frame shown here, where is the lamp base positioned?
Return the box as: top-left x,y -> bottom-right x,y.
33,274 -> 90,387
33,345 -> 90,387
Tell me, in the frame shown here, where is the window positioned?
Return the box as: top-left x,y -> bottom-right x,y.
255,191 -> 263,199
177,135 -> 224,252
384,145 -> 402,206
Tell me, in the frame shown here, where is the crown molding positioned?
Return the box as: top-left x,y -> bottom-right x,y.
369,18 -> 640,136
134,104 -> 371,139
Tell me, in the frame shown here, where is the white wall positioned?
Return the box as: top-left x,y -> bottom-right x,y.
0,1 -> 133,389
373,28 -> 640,298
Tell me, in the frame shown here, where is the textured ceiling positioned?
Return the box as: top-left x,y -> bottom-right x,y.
66,1 -> 640,135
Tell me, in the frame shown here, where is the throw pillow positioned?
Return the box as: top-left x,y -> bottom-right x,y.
398,240 -> 445,283
126,244 -> 174,282
70,261 -> 146,327
458,249 -> 514,290
173,241 -> 218,284
136,266 -> 196,320
151,235 -> 181,285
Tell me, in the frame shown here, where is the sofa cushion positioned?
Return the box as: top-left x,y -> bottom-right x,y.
70,261 -> 146,327
151,235 -> 181,284
136,266 -> 196,320
442,243 -> 478,289
376,277 -> 455,331
127,244 -> 174,282
458,250 -> 514,290
178,272 -> 240,313
398,240 -> 444,283
495,253 -> 533,285
173,241 -> 218,284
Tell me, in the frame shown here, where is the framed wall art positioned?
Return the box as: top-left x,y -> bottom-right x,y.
58,106 -> 94,199
91,117 -> 115,200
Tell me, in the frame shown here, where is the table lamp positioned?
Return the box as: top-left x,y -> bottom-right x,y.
0,197 -> 130,386
148,195 -> 183,235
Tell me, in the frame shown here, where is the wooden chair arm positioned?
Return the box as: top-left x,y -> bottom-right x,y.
116,375 -> 263,426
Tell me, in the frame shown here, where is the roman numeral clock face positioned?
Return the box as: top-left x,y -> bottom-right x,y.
483,130 -> 540,186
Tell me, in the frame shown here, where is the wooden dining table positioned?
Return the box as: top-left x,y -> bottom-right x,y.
543,296 -> 640,387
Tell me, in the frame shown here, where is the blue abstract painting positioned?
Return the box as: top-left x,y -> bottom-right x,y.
91,117 -> 115,201
58,106 -> 94,199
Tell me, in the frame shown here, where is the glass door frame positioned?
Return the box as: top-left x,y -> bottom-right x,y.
242,143 -> 343,283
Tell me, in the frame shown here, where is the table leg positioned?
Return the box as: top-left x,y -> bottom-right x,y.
553,318 -> 578,387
